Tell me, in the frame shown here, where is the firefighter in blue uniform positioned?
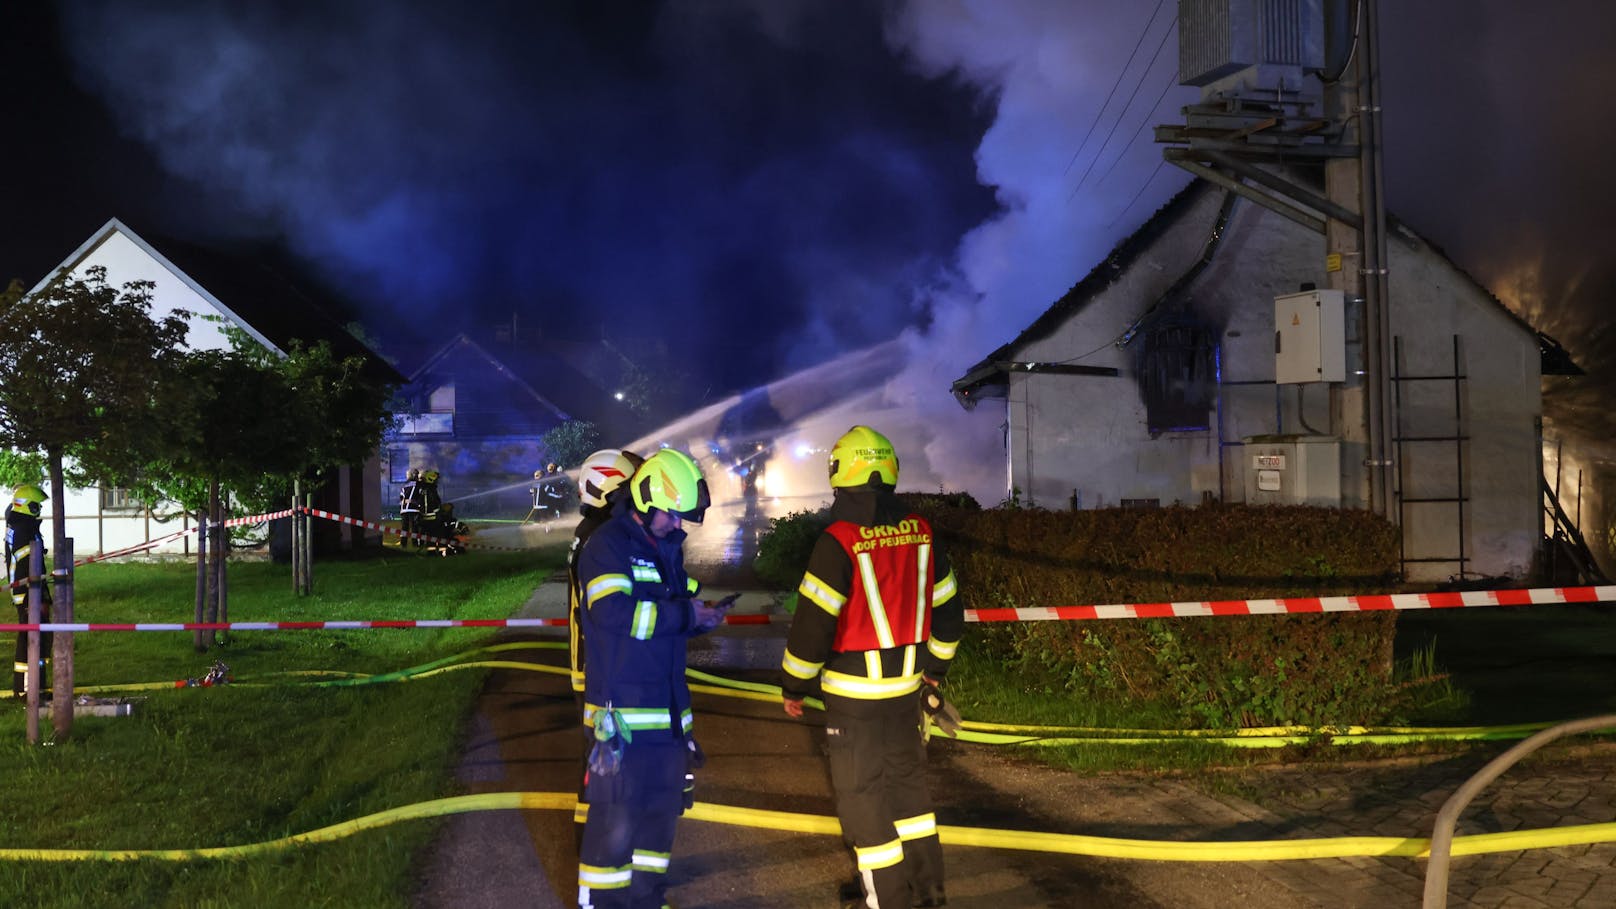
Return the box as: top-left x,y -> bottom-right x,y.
7,484 -> 51,700
566,447 -> 645,840
574,448 -> 729,909
780,426 -> 963,909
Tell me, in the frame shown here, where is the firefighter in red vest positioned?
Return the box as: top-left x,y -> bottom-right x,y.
780,425 -> 962,909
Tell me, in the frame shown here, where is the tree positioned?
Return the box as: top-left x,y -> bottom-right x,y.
540,419 -> 601,469
142,334 -> 395,635
0,268 -> 191,739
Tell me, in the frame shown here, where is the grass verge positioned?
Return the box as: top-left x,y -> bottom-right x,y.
0,548 -> 557,909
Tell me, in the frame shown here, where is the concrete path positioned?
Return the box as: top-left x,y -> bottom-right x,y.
416,578 -> 1616,908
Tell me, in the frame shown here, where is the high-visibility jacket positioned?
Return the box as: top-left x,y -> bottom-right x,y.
781,488 -> 961,703
566,505 -> 613,693
576,502 -> 705,740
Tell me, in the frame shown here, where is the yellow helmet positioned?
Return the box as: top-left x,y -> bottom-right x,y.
11,484 -> 47,518
630,449 -> 709,522
533,469 -> 545,480
829,425 -> 898,488
423,470 -> 440,484
578,448 -> 644,509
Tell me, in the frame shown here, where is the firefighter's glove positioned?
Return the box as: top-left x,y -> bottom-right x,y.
919,679 -> 962,741
587,706 -> 631,777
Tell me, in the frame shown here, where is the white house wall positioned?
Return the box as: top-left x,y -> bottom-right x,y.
69,229 -> 241,351
27,223 -> 358,558
1383,228 -> 1541,581
1005,189 -> 1541,582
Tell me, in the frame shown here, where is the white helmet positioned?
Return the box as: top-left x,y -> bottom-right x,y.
577,448 -> 644,509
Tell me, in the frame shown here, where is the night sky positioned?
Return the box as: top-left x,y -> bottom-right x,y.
3,1 -> 1613,506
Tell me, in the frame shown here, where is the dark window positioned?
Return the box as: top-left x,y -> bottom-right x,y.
389,449 -> 410,483
1137,314 -> 1217,435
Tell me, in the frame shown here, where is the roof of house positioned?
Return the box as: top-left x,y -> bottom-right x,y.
401,332 -> 642,440
24,217 -> 406,385
951,178 -> 1579,402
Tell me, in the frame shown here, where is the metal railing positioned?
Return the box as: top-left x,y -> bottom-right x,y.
1424,714 -> 1616,908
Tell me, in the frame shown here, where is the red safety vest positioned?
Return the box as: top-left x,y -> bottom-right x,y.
824,515 -> 934,652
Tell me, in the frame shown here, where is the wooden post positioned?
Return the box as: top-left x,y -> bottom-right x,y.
51,538 -> 73,740
25,546 -> 42,745
301,492 -> 314,595
206,479 -> 222,643
213,488 -> 229,644
291,480 -> 303,596
193,513 -> 208,652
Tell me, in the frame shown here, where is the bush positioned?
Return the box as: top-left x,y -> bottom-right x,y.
751,492 -> 980,589
753,508 -> 830,589
933,503 -> 1403,728
757,499 -> 1409,728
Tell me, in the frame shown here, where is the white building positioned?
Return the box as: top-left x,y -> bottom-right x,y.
952,181 -> 1574,583
16,218 -> 401,557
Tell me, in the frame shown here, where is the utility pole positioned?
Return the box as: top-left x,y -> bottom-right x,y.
1324,0 -> 1393,517
1157,0 -> 1393,519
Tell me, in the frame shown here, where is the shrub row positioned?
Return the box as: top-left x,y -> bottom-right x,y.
756,500 -> 1406,727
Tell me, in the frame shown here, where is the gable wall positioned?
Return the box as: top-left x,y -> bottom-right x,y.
1005,189 -> 1542,581
70,229 -> 246,352
32,227 -> 383,555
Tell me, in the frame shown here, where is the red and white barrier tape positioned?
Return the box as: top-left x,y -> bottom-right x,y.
5,585 -> 1613,633
966,584 -> 1616,622
299,507 -> 529,552
1,618 -> 565,632
71,508 -> 298,567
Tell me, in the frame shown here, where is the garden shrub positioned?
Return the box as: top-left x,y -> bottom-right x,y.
759,499 -> 1408,727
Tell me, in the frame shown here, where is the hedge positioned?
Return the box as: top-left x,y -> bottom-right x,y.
756,500 -> 1406,727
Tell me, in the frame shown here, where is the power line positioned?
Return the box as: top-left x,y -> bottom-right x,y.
1072,17 -> 1177,198
1060,0 -> 1167,177
1109,160 -> 1167,229
1094,67 -> 1181,189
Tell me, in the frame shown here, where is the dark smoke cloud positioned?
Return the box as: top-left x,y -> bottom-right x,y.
11,1 -> 1610,513
51,0 -> 997,391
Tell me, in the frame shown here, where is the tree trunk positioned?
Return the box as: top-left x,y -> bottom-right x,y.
193,512 -> 208,652
206,478 -> 223,645
46,448 -> 71,740
212,481 -> 228,644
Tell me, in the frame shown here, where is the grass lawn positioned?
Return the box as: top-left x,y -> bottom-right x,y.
0,548 -> 558,909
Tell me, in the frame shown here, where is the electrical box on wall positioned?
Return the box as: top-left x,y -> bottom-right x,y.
1242,435 -> 1341,506
1274,289 -> 1345,384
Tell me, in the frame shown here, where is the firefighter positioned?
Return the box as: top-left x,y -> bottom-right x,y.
418,470 -> 443,547
6,484 -> 51,700
779,426 -> 963,909
398,468 -> 424,548
534,462 -> 571,526
566,447 -> 645,842
574,448 -> 730,909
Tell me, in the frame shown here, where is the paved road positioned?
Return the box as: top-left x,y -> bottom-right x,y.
416,579 -> 1616,908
